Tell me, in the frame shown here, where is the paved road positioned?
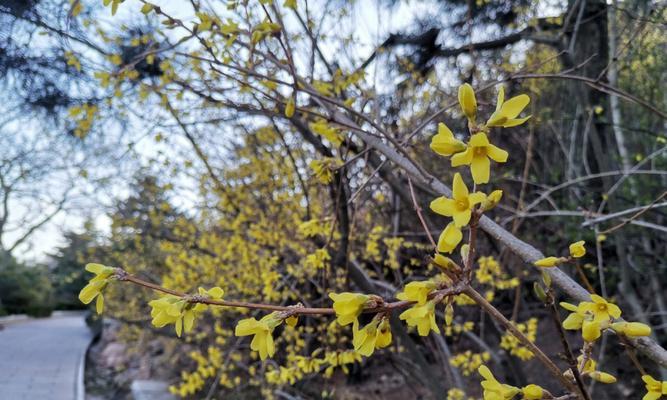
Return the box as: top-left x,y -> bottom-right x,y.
0,313 -> 92,400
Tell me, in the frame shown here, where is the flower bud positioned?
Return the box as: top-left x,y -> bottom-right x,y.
590,371 -> 617,384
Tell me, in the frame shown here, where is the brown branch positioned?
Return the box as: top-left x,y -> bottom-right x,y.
114,268 -> 465,316
463,285 -> 579,394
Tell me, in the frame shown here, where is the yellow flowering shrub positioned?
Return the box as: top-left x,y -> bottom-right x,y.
69,1 -> 663,397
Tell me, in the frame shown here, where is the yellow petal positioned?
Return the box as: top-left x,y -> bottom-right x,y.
582,320 -> 601,342
175,317 -> 183,337
469,192 -> 487,205
95,293 -> 104,314
85,263 -> 107,274
207,287 -> 224,299
495,86 -> 505,112
430,197 -> 456,217
183,310 -> 195,332
469,132 -> 490,147
470,155 -> 490,184
453,209 -> 472,227
499,94 -> 530,119
486,144 -> 508,162
451,148 -> 473,166
437,223 -> 463,254
502,116 -> 531,127
78,282 -> 102,304
522,384 -> 543,400
235,318 -> 263,336
458,83 -> 477,121
562,313 -> 584,330
452,173 -> 469,200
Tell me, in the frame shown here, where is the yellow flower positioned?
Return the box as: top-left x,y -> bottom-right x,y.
148,287 -> 222,337
590,371 -> 617,384
522,384 -> 544,400
396,280 -> 437,305
581,319 -> 602,342
477,365 -> 520,400
148,295 -> 186,335
433,254 -> 456,270
431,122 -> 467,156
560,302 -> 598,341
329,292 -> 369,326
569,240 -> 586,258
399,300 -> 439,336
642,375 -> 667,400
430,173 -> 486,227
579,294 -> 622,323
561,296 -> 623,342
234,313 -> 282,360
485,86 -> 531,128
437,222 -> 463,254
352,317 -> 392,356
533,256 -> 562,268
578,356 -> 617,384
611,321 -> 652,338
78,263 -> 116,314
480,189 -> 503,211
451,132 -> 508,184
458,83 -> 477,122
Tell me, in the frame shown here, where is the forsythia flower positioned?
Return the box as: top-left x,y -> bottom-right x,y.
642,375 -> 667,400
477,365 -> 520,400
521,384 -> 544,400
533,256 -> 563,268
352,317 -> 392,356
485,86 -> 531,128
611,321 -> 652,337
578,356 -> 617,384
560,301 -> 603,342
396,280 -> 438,305
569,240 -> 586,258
329,292 -> 370,326
430,173 -> 486,227
430,122 -> 466,156
611,321 -> 651,337
437,222 -> 463,253
149,286 -> 224,337
458,83 -> 477,122
399,300 -> 439,336
481,189 -> 503,211
433,254 -> 456,270
451,132 -> 508,184
78,263 -> 116,314
579,294 -> 622,323
559,295 -> 649,343
234,312 -> 283,360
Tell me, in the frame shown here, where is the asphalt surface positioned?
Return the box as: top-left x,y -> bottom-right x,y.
0,313 -> 91,400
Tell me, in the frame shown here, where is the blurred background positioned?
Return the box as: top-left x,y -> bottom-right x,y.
0,0 -> 665,399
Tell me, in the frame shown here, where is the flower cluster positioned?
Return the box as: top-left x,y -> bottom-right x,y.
431,84 -> 529,185
560,294 -> 651,342
149,286 -> 224,337
573,356 -> 617,384
328,292 -> 393,357
78,263 -> 117,314
478,365 -> 545,400
430,84 -> 528,261
500,318 -> 538,361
